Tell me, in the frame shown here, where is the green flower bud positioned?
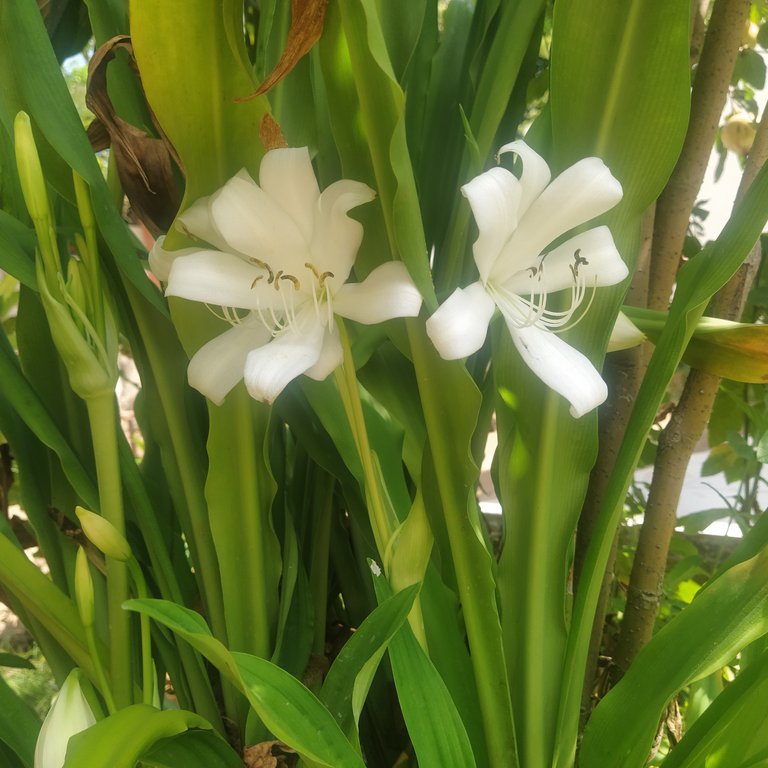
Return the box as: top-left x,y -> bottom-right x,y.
13,111 -> 50,225
74,548 -> 95,629
76,506 -> 132,562
36,260 -> 116,399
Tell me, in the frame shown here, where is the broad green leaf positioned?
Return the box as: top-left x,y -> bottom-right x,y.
320,583 -> 418,737
0,673 -> 39,768
129,0 -> 270,218
136,728 -> 243,768
125,599 -> 365,768
550,0 -> 690,212
233,653 -> 365,768
580,547 -> 768,768
371,572 -> 476,768
63,705 -> 212,768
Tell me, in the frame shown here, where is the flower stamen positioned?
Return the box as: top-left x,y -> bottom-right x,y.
249,257 -> 275,284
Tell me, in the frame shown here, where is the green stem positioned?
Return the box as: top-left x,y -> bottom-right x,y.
85,393 -> 133,708
84,622 -> 117,714
333,320 -> 396,557
128,558 -> 153,706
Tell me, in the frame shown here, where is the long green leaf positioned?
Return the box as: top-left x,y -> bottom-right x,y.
371,573 -> 476,768
580,547 -> 768,768
124,599 -> 365,768
662,650 -> 768,768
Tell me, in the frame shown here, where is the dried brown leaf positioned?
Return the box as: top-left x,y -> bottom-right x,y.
86,35 -> 182,235
243,740 -> 298,768
239,0 -> 328,100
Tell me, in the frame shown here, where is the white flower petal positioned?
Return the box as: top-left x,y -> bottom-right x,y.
176,192 -> 230,253
492,157 -> 623,285
210,172 -> 308,276
333,261 -> 422,324
148,236 -> 201,283
502,226 -> 628,295
497,140 -> 551,216
304,328 -> 343,381
244,322 -> 325,404
188,320 -> 271,405
311,179 -> 376,283
508,323 -> 608,418
461,166 -> 522,283
426,282 -> 496,360
35,669 -> 96,768
166,250 -> 283,311
258,147 -> 320,243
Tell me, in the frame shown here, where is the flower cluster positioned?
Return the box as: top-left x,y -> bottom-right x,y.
153,143 -> 625,416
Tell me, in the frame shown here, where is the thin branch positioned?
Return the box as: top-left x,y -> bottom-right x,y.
613,101 -> 768,679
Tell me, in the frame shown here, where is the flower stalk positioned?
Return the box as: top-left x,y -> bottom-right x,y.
14,110 -> 132,706
333,319 -> 397,557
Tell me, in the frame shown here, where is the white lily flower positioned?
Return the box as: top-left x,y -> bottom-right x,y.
35,669 -> 97,768
426,141 -> 627,417
160,147 -> 423,404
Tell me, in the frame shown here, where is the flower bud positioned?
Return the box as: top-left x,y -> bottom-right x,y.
13,111 -> 50,225
34,669 -> 96,768
76,506 -> 132,562
74,548 -> 95,629
36,263 -> 116,399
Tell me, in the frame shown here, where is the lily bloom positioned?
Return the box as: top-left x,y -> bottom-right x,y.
155,148 -> 422,404
426,141 -> 627,417
34,669 -> 96,768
